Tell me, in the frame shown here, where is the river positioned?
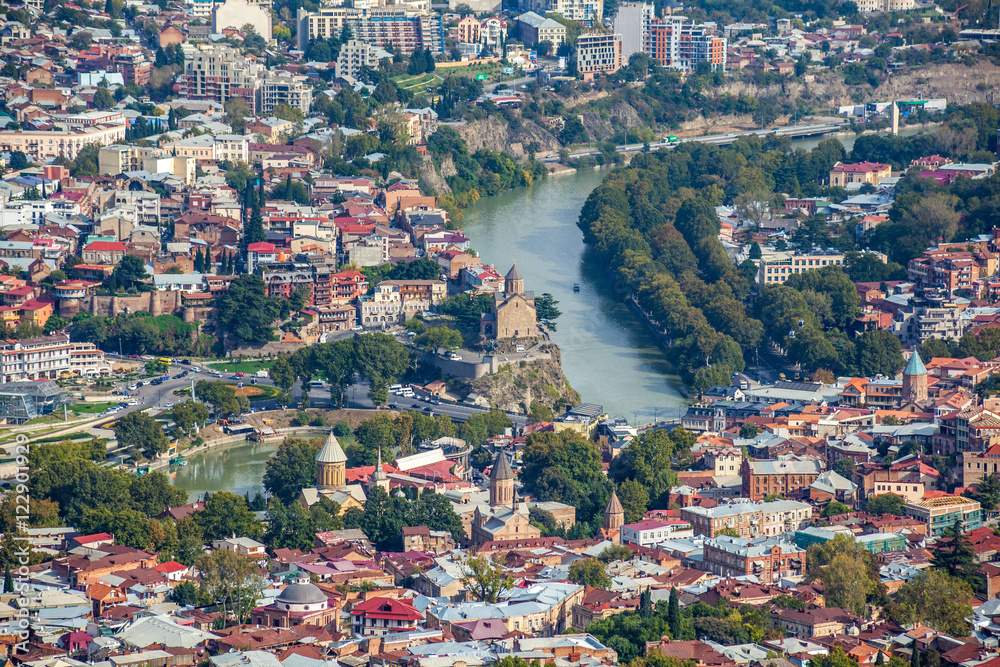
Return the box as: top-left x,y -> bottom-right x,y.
171,125 -> 933,502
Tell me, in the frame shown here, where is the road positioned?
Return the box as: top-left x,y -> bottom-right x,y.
538,119 -> 852,163
98,355 -> 527,433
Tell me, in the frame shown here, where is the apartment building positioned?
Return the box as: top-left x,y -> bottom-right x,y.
576,32 -> 623,77
907,245 -> 996,291
647,16 -> 726,70
681,499 -> 812,538
335,40 -> 392,79
0,124 -> 127,162
620,519 -> 693,547
701,535 -> 805,583
613,2 -> 654,59
69,341 -> 111,377
755,251 -> 849,290
351,12 -> 444,55
890,289 -> 965,347
521,0 -> 602,24
962,443 -> 1000,487
0,334 -> 75,382
905,494 -> 982,537
853,462 -> 925,505
703,446 -> 741,475
741,459 -> 822,501
262,72 -> 313,114
481,17 -> 507,50
457,15 -> 481,43
516,11 -> 567,47
380,280 -> 446,309
179,45 -> 267,113
828,161 -> 892,187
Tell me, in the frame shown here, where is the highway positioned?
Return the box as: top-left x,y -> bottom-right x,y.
98,355 -> 528,435
538,119 -> 852,163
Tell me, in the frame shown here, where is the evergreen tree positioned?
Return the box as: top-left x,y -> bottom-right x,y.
3,564 -> 12,594
932,518 -> 984,593
639,587 -> 652,619
668,587 -> 681,637
155,46 -> 167,67
258,179 -> 265,207
876,653 -> 884,666
243,201 -> 266,249
911,648 -> 920,667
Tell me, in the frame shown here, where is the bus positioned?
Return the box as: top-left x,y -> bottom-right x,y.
157,357 -> 172,366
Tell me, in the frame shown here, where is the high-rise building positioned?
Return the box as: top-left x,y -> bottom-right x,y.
613,2 -> 654,60
520,0 -> 601,25
297,7 -> 442,54
262,72 -> 313,114
178,45 -> 267,112
576,32 -> 623,77
647,15 -> 726,70
335,40 -> 393,78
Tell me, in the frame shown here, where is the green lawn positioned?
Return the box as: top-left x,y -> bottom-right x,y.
72,402 -> 118,414
207,360 -> 274,374
393,72 -> 440,90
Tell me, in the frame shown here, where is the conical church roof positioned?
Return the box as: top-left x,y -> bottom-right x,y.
605,489 -> 624,515
316,431 -> 347,464
505,263 -> 523,281
903,350 -> 927,376
490,451 -> 514,481
372,447 -> 388,481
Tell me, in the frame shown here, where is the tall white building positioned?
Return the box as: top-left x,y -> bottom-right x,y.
613,2 -> 654,60
212,0 -> 273,39
179,45 -> 267,112
262,72 -> 313,114
335,40 -> 393,79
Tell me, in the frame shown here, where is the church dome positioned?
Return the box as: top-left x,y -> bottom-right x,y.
276,580 -> 327,606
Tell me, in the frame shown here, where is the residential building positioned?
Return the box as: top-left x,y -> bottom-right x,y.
963,443 -> 1000,487
521,0 -> 602,24
516,11 -> 567,47
0,334 -> 74,382
905,494 -> 982,537
828,161 -> 892,188
701,535 -> 805,583
855,0 -> 914,12
647,16 -> 726,70
481,17 -> 507,51
351,597 -> 424,636
756,251 -> 846,289
457,15 -> 481,43
0,124 -> 127,162
213,0 -> 273,39
613,2 -> 655,60
576,32 -> 623,77
262,72 -> 313,114
335,40 -> 392,78
890,289 -> 965,347
771,607 -> 861,638
620,519 -> 693,546
681,499 -> 813,538
703,446 -> 741,475
305,7 -> 445,55
740,459 -> 823,501
179,45 -> 267,113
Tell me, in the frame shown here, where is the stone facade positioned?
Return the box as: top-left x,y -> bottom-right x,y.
481,264 -> 537,340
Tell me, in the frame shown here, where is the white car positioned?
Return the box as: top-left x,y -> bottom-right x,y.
351,325 -> 363,331
165,402 -> 174,408
449,354 -> 462,361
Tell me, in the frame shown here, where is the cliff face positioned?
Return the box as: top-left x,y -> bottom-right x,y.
455,116 -> 562,156
465,345 -> 580,414
418,155 -> 454,194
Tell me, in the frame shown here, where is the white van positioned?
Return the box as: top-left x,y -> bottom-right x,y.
309,380 -> 325,388
389,384 -> 403,392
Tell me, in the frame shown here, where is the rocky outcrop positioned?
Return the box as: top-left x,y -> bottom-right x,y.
455,116 -> 562,156
418,156 -> 452,195
580,102 -> 645,142
464,345 -> 579,414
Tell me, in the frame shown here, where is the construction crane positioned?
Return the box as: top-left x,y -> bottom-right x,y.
953,3 -> 969,31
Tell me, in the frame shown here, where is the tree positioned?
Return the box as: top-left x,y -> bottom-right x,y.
216,275 -> 281,343
740,424 -> 760,439
522,430 -> 613,524
114,412 -> 169,459
196,548 -> 266,621
748,242 -> 762,259
855,330 -> 905,378
617,479 -> 649,524
460,556 -> 516,606
3,564 -> 12,593
414,326 -> 463,351
866,493 -> 906,516
833,457 -> 856,477
821,501 -> 851,518
812,647 -> 863,667
569,558 -> 611,589
9,151 -> 28,171
263,438 -> 320,505
242,199 -> 266,248
965,473 -> 1000,511
912,647 -> 921,667
112,255 -> 148,290
888,569 -> 972,636
534,293 -> 562,331
171,580 -> 199,606
172,400 -> 209,436
194,491 -> 263,542
93,87 -> 114,110
931,518 -> 983,593
807,534 -> 880,616
668,587 -> 681,638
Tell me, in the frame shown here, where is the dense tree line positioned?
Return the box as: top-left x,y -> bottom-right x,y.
70,312 -> 212,356
577,135 -> 919,388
